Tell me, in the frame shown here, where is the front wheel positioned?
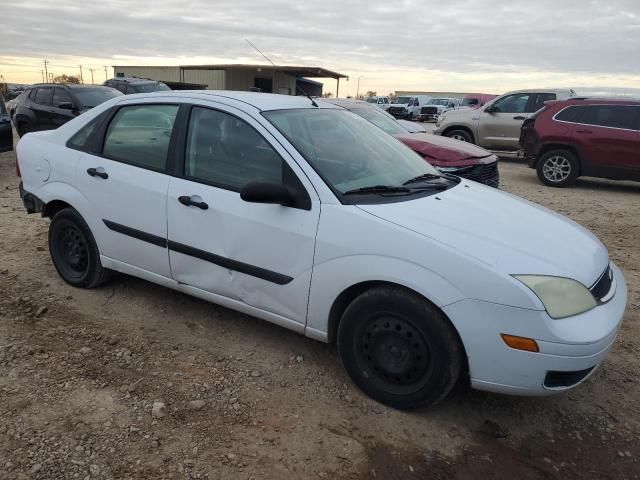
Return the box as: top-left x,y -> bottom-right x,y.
445,129 -> 473,143
536,149 -> 579,187
49,208 -> 112,288
337,287 -> 464,409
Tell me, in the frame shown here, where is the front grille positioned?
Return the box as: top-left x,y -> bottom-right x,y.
544,367 -> 595,388
388,107 -> 407,115
590,266 -> 613,302
421,106 -> 438,115
456,162 -> 500,188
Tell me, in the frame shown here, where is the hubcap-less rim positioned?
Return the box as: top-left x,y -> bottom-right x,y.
56,225 -> 89,278
359,315 -> 431,391
543,156 -> 571,182
452,134 -> 468,142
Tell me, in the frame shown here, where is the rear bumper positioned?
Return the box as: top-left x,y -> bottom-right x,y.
19,182 -> 45,214
443,262 -> 627,396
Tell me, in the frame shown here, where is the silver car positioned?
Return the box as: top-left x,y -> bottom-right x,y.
434,89 -> 575,151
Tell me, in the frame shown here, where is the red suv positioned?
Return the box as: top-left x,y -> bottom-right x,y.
521,98 -> 640,187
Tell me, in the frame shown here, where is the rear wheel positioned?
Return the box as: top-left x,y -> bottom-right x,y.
536,149 -> 579,187
49,208 -> 112,288
337,287 -> 463,409
445,129 -> 473,143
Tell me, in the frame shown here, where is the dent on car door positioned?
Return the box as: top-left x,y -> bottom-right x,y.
72,103 -> 180,278
167,105 -> 320,323
478,93 -> 532,149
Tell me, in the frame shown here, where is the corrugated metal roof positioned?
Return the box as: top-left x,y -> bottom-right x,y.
114,64 -> 348,79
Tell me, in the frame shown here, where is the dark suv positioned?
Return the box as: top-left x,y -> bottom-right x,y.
12,84 -> 123,137
1,97 -> 13,153
104,77 -> 171,94
522,98 -> 640,187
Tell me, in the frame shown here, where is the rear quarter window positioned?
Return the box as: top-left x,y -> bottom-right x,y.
555,106 -> 584,123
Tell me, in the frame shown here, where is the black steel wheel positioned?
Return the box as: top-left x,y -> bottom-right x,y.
338,286 -> 464,409
49,208 -> 112,288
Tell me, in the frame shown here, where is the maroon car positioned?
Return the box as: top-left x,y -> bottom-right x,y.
325,99 -> 500,187
521,98 -> 640,187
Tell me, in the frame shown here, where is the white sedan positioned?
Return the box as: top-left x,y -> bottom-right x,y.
16,91 -> 626,409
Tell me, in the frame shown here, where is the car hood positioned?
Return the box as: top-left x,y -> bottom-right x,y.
357,181 -> 608,287
394,132 -> 494,166
389,103 -> 410,109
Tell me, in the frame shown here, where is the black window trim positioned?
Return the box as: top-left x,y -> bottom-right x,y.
174,103 -> 312,210
552,104 -> 640,132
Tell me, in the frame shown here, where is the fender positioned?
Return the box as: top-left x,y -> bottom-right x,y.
305,254 -> 466,342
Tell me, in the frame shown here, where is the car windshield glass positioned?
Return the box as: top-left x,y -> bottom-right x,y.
366,98 -> 377,103
263,109 -> 440,195
428,99 -> 449,106
73,88 -> 122,109
348,107 -> 407,135
129,83 -> 171,93
395,97 -> 412,104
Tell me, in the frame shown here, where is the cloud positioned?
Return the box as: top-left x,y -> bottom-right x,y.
2,0 -> 639,94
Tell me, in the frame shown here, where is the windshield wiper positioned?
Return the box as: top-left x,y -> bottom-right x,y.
402,173 -> 445,185
343,185 -> 412,195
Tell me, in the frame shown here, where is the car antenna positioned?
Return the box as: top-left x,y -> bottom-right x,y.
296,84 -> 319,108
245,38 -> 318,108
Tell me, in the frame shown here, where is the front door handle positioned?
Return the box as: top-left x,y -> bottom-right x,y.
513,116 -> 526,120
86,167 -> 108,179
576,129 -> 593,134
178,195 -> 209,210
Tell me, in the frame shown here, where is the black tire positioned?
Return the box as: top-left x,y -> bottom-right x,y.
445,129 -> 474,143
48,208 -> 112,288
337,287 -> 463,410
536,149 -> 579,187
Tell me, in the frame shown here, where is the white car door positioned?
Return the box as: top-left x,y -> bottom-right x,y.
166,104 -> 320,323
73,103 -> 179,278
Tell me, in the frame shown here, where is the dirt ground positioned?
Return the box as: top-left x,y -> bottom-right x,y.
1,147 -> 639,480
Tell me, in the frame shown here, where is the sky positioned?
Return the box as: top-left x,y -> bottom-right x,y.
1,0 -> 640,97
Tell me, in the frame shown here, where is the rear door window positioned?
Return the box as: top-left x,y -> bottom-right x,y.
531,93 -> 556,112
103,104 -> 179,170
33,88 -> 53,106
580,105 -> 640,130
555,106 -> 584,123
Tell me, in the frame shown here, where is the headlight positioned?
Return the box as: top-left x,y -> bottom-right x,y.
437,115 -> 446,126
514,275 -> 597,319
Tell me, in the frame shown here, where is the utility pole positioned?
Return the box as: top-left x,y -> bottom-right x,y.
356,76 -> 363,98
89,68 -> 95,85
103,66 -> 109,81
246,38 -> 276,93
79,65 -> 84,84
43,59 -> 49,83
41,70 -> 45,83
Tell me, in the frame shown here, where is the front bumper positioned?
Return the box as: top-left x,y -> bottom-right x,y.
19,182 -> 45,214
419,114 -> 439,122
443,262 -> 627,396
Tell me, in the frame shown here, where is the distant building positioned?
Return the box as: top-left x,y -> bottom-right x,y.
395,91 -> 490,99
112,64 -> 348,96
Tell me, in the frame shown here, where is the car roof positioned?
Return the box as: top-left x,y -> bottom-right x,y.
558,97 -> 640,105
122,90 -> 342,112
109,77 -> 163,84
503,88 -> 574,95
32,83 -> 113,89
322,98 -> 371,109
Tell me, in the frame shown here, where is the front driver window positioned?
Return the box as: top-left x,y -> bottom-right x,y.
491,94 -> 530,114
185,107 -> 284,190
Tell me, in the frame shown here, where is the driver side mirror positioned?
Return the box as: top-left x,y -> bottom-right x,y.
485,105 -> 499,114
240,181 -> 294,207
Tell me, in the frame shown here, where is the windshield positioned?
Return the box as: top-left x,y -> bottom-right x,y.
427,99 -> 450,106
347,106 -> 407,135
129,82 -> 171,93
395,97 -> 412,104
74,88 -> 123,109
263,109 -> 440,195
365,97 -> 377,103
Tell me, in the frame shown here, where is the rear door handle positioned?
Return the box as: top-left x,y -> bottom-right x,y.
178,195 -> 209,210
86,167 -> 108,179
576,129 -> 593,134
513,116 -> 526,120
